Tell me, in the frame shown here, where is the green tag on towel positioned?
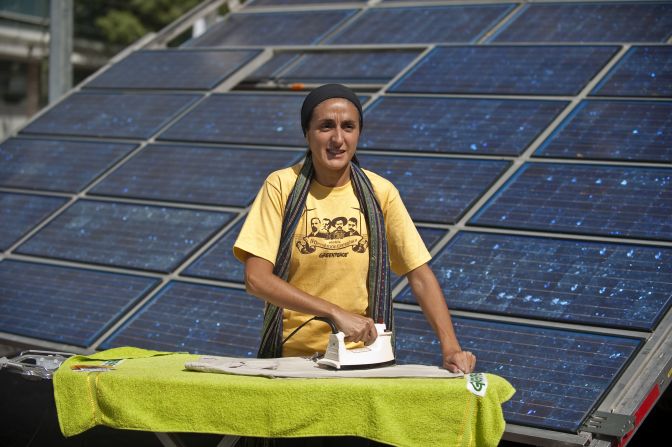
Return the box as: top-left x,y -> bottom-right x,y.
467,373 -> 488,397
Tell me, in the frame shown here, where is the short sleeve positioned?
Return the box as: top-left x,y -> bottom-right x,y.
233,176 -> 284,265
383,186 -> 432,276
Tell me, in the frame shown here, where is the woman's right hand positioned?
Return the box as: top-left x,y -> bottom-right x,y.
330,308 -> 378,345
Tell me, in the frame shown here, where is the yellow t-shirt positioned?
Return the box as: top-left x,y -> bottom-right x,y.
233,163 -> 431,356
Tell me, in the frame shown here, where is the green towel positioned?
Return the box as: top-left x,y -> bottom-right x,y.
69,346 -> 179,361
54,347 -> 515,447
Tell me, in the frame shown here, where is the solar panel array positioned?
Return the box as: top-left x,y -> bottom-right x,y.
1,0 -> 670,440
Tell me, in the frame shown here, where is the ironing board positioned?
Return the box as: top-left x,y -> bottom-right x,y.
9,348 -> 516,447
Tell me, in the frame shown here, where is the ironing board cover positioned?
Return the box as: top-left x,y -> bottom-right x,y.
184,355 -> 465,378
53,347 -> 515,447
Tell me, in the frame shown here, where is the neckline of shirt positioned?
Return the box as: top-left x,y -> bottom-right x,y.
310,178 -> 353,195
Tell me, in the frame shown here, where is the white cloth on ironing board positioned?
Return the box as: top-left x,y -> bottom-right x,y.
184,356 -> 463,379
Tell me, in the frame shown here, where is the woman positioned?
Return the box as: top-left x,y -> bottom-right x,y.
234,84 -> 475,372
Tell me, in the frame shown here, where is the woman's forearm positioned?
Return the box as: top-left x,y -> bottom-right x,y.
406,263 -> 461,354
406,263 -> 476,373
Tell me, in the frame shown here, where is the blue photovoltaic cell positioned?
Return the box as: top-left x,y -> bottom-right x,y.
470,163 -> 672,241
268,50 -> 421,84
159,93 -> 306,147
187,10 -> 356,47
0,192 -> 67,250
535,100 -> 672,162
0,260 -> 158,346
100,282 -> 264,357
0,138 -> 136,192
360,96 -> 567,156
396,232 -> 672,331
91,145 -> 302,207
84,49 -> 260,90
395,310 -> 641,432
358,155 -> 509,224
492,2 -> 672,43
183,219 -> 245,283
591,46 -> 672,97
389,226 -> 446,287
327,4 -> 515,44
391,46 -> 618,95
21,92 -> 200,139
16,200 -> 235,272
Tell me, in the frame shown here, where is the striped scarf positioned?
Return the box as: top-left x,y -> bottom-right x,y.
257,153 -> 392,358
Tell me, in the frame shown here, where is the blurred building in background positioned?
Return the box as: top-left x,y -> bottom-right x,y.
0,0 -> 109,139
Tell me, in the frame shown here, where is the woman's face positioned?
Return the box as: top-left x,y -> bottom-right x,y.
305,98 -> 360,178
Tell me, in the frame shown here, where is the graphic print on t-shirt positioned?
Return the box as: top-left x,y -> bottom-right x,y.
295,206 -> 368,256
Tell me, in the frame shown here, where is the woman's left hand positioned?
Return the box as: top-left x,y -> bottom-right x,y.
443,350 -> 476,374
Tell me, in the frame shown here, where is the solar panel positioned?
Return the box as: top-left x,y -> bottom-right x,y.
591,46 -> 672,97
0,138 -> 136,192
395,309 -> 642,432
254,50 -> 422,85
358,154 -> 509,224
0,192 -> 67,250
470,163 -> 672,241
90,144 -> 302,207
327,4 -> 515,44
492,2 -> 672,43
390,226 -> 446,286
187,10 -> 356,47
84,49 -> 260,90
182,219 -> 245,283
534,100 -> 672,162
396,231 -> 671,331
158,93 -> 306,147
391,46 -> 618,95
21,92 -> 201,139
0,260 -> 158,346
360,96 -> 567,156
100,282 -> 264,357
253,50 -> 421,85
15,200 -> 235,273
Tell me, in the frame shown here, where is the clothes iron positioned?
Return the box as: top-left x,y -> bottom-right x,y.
316,318 -> 395,370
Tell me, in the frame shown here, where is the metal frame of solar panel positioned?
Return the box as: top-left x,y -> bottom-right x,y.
1,0 -> 670,446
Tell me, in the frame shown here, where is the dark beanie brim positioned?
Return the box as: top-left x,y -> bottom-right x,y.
300,84 -> 363,136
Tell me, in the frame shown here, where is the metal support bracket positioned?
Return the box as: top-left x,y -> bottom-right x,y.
582,411 -> 634,437
0,350 -> 73,380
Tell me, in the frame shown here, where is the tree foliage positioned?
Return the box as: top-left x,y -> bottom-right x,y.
75,0 -> 201,47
